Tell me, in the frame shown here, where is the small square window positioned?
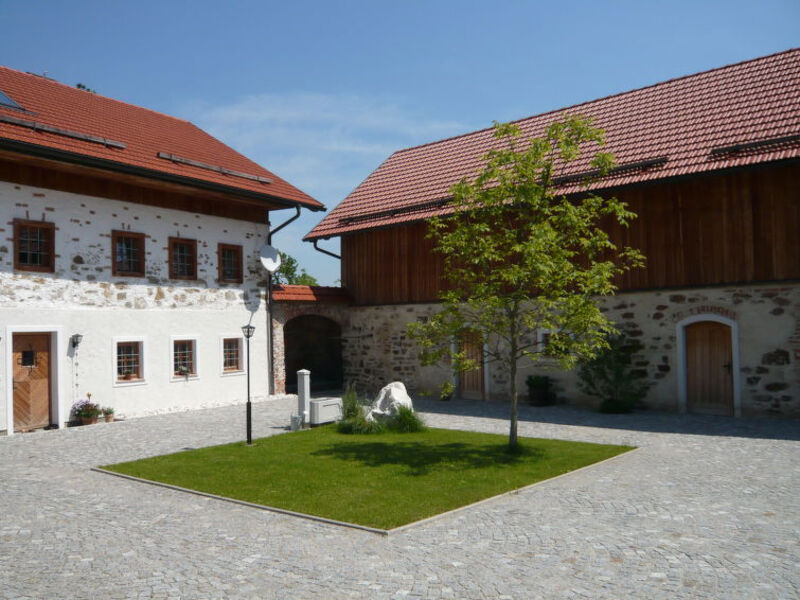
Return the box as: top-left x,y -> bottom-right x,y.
112,230 -> 145,277
168,237 -> 197,280
173,339 -> 197,377
14,219 -> 55,273
218,244 -> 243,284
223,338 -> 242,372
116,341 -> 143,381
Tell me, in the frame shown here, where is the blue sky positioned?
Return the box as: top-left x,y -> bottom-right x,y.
3,1 -> 799,284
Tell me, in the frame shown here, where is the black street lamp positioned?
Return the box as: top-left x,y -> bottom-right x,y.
242,324 -> 256,444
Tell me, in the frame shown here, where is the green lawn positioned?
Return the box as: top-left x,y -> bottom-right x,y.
102,427 -> 633,530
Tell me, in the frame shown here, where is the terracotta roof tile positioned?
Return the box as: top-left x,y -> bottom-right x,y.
307,48 -> 800,240
0,67 -> 323,211
271,285 -> 352,303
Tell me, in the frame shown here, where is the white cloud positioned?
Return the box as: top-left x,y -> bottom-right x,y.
181,91 -> 469,285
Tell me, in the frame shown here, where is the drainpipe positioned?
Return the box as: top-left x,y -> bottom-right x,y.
266,206 -> 302,396
312,238 -> 341,260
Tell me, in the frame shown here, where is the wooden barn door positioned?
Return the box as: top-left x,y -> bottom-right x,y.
458,331 -> 484,400
12,333 -> 52,432
685,321 -> 733,416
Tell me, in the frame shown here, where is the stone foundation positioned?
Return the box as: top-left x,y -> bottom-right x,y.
292,284 -> 800,417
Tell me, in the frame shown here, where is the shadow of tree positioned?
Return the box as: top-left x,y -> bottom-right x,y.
311,441 -> 545,476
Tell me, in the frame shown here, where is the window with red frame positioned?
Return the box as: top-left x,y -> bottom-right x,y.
14,219 -> 55,272
218,244 -> 243,283
168,238 -> 197,280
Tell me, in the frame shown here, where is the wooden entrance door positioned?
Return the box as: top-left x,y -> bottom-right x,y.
12,333 -> 52,431
458,331 -> 484,400
685,321 -> 733,416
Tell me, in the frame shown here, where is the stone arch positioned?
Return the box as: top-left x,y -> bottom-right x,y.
676,314 -> 741,417
283,314 -> 343,393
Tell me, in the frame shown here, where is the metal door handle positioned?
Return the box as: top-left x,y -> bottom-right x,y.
722,363 -> 732,375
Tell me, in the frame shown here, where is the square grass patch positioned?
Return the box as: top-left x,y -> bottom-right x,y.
101,426 -> 633,530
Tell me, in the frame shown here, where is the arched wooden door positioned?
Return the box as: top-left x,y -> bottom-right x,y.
458,331 -> 484,400
685,321 -> 733,416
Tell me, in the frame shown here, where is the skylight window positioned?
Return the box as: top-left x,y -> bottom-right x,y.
0,89 -> 23,111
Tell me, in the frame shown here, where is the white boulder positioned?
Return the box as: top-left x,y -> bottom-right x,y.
366,381 -> 414,422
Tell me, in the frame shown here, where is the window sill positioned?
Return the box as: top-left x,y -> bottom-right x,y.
170,375 -> 199,383
220,370 -> 246,377
113,378 -> 147,388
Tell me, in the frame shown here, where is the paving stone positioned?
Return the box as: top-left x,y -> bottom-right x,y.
0,397 -> 798,598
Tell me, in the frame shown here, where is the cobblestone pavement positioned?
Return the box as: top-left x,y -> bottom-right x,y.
1,397 -> 798,599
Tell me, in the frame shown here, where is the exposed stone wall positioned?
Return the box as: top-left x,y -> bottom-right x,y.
1,182 -> 268,311
334,284 -> 800,417
271,301 -> 351,393
1,180 -> 272,431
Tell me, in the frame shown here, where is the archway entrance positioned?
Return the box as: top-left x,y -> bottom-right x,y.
284,315 -> 343,393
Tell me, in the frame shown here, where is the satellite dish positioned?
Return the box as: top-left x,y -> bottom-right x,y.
259,244 -> 282,273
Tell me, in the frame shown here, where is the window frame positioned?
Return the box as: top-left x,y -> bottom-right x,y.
13,219 -> 55,273
112,336 -> 147,387
171,336 -> 199,380
220,336 -> 245,376
217,243 -> 244,284
111,230 -> 146,277
168,237 -> 198,281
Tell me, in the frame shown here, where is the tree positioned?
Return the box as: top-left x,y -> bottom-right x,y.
273,251 -> 319,285
408,116 -> 644,449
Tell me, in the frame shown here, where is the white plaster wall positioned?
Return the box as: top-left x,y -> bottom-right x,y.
0,180 -> 273,431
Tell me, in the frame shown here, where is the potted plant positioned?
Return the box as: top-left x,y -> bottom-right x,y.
526,375 -> 556,406
439,381 -> 455,401
176,365 -> 190,377
121,370 -> 135,381
102,406 -> 115,423
72,397 -> 101,425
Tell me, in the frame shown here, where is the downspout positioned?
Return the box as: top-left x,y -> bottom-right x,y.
312,238 -> 341,260
266,205 -> 302,396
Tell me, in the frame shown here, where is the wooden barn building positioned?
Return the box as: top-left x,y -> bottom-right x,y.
291,49 -> 800,417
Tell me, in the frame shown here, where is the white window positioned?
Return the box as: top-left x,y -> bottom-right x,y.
171,336 -> 199,380
112,336 -> 147,386
219,336 -> 245,376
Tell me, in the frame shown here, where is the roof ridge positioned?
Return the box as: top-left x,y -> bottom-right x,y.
393,46 -> 800,156
0,65 -> 194,126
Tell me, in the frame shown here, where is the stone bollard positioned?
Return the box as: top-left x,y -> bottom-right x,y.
297,369 -> 311,426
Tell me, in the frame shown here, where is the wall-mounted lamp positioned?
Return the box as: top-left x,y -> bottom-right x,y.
71,333 -> 84,348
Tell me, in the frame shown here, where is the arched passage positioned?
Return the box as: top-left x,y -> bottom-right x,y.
284,315 -> 343,392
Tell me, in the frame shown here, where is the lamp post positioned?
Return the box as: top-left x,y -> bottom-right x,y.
241,324 -> 256,444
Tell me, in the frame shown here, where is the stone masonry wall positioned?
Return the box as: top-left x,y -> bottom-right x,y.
337,284 -> 800,417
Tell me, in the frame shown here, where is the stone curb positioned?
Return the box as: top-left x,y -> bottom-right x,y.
388,445 -> 641,534
91,467 -> 390,536
92,446 -> 639,537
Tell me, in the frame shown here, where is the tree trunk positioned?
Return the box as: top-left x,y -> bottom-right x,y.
508,311 -> 519,449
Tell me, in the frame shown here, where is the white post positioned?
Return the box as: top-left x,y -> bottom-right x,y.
297,369 -> 311,425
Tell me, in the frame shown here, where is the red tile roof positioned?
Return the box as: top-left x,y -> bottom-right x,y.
307,48 -> 800,240
0,66 -> 323,211
271,285 -> 352,303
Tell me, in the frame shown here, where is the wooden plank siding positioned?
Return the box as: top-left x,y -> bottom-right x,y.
341,162 -> 800,305
0,150 -> 285,223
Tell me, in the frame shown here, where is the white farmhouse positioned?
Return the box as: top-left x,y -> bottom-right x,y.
0,67 -> 323,433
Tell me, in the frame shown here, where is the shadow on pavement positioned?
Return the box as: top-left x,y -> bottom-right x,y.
415,398 -> 800,441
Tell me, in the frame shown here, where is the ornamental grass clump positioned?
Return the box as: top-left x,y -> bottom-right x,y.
337,386 -> 386,434
386,405 -> 427,433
